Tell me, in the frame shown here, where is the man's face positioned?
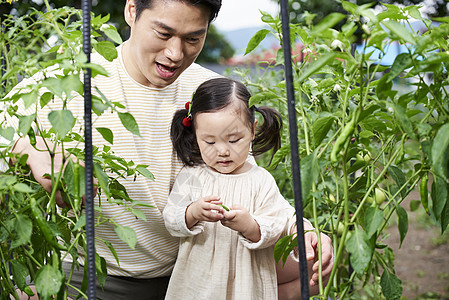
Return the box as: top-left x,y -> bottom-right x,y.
124,0 -> 210,88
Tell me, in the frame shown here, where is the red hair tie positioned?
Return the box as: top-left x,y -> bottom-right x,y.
182,116 -> 192,127
182,101 -> 192,127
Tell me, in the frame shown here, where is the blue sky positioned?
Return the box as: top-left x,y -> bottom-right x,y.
214,0 -> 279,31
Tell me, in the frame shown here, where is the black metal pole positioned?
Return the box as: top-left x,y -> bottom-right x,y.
81,0 -> 96,299
279,0 -> 309,299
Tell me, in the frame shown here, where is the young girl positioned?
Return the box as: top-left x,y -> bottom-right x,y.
163,77 -> 301,299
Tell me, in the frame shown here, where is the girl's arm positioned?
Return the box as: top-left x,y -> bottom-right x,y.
185,195 -> 225,228
220,205 -> 261,242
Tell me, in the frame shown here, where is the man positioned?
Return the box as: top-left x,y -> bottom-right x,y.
10,0 -> 332,299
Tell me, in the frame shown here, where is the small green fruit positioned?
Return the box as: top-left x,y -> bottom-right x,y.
374,188 -> 386,205
220,204 -> 230,211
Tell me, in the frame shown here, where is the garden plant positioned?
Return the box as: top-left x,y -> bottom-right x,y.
1,1 -> 154,299
0,0 -> 448,299
240,2 -> 449,299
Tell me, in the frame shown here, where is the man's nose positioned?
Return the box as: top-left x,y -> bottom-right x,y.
164,38 -> 184,63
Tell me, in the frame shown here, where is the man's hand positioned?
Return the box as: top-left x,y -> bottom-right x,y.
12,135 -> 97,208
304,231 -> 333,286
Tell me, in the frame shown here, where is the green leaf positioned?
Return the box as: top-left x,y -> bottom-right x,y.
136,166 -> 154,180
93,40 -> 118,62
364,206 -> 384,237
40,92 -> 54,108
10,214 -> 32,248
245,29 -> 270,55
95,253 -> 108,287
311,12 -> 346,36
96,127 -> 114,144
267,144 -> 290,170
64,161 -> 85,198
11,261 -> 30,290
431,123 -> 449,179
18,114 -> 35,136
0,126 -> 15,141
20,90 -> 38,109
131,208 -> 147,221
118,112 -> 140,137
396,205 -> 408,248
386,53 -> 413,83
312,116 -> 334,147
274,235 -> 292,264
42,77 -> 64,99
13,183 -> 34,193
359,130 -> 374,139
389,165 -> 407,198
297,53 -> 335,84
93,163 -> 110,195
84,62 -> 110,78
248,91 -> 281,107
103,240 -> 120,266
346,226 -> 373,274
380,269 -> 402,300
431,176 -> 448,226
431,123 -> 449,229
383,20 -> 415,44
102,26 -> 123,44
73,214 -> 86,231
48,110 -> 76,137
61,74 -> 83,98
114,224 -> 137,250
35,265 -> 64,298
300,149 -> 320,203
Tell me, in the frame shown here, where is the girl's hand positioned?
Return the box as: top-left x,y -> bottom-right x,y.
220,204 -> 261,242
185,195 -> 225,228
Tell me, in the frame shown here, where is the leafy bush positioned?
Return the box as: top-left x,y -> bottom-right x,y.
0,3 -> 152,299
241,2 -> 449,299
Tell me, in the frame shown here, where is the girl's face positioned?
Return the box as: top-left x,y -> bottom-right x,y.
195,105 -> 255,174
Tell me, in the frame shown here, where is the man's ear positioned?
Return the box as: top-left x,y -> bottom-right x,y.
124,0 -> 137,27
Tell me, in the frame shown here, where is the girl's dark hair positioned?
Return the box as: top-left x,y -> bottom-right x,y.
135,0 -> 221,23
171,77 -> 282,166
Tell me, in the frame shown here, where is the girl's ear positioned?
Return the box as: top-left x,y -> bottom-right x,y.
252,119 -> 258,141
124,0 -> 137,27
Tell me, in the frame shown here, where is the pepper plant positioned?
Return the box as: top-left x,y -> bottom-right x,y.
1,2 -> 153,299
242,2 -> 449,299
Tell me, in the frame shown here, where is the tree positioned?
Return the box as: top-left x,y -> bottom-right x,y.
196,24 -> 235,64
274,0 -> 448,25
0,0 -> 234,64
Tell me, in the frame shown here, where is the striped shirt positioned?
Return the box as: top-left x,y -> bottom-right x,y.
5,44 -> 219,278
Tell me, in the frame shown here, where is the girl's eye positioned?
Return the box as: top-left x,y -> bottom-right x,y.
205,141 -> 215,145
229,139 -> 241,144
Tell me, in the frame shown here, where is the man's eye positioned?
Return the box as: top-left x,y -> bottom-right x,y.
186,37 -> 200,43
155,30 -> 170,39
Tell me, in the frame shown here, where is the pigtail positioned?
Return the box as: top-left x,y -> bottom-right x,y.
251,106 -> 282,160
170,109 -> 201,166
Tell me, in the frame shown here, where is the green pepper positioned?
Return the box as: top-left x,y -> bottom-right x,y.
30,197 -> 67,251
420,173 -> 429,214
331,118 -> 356,163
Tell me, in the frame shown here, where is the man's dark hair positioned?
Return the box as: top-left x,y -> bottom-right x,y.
134,0 -> 221,23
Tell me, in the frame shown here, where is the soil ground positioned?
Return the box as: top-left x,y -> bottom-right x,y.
384,190 -> 449,300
